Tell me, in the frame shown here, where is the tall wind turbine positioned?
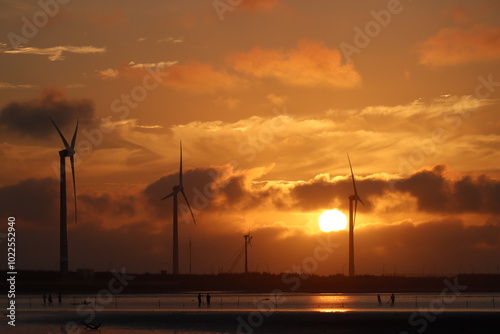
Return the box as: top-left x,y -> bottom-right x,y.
243,232 -> 253,275
50,117 -> 78,273
347,154 -> 364,277
161,141 -> 196,275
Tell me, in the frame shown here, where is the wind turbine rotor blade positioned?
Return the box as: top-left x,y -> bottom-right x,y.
179,141 -> 183,186
358,197 -> 365,207
181,190 -> 196,225
70,155 -> 77,224
50,117 -> 71,150
347,153 -> 359,196
161,192 -> 175,200
70,119 -> 79,149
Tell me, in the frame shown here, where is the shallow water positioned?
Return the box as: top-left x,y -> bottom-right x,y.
10,292 -> 499,311
3,292 -> 499,334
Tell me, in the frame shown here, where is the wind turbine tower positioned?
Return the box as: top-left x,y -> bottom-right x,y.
161,141 -> 197,275
347,154 -> 364,277
50,117 -> 78,273
243,233 -> 253,274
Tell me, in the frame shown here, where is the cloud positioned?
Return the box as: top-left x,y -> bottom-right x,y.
157,36 -> 185,44
128,61 -> 178,70
164,61 -> 247,93
418,25 -> 500,66
96,68 -> 120,80
3,165 -> 499,274
228,39 -> 361,88
393,164 -> 500,214
0,87 -> 94,138
0,178 -> 58,225
0,82 -> 36,89
1,45 -> 106,61
96,61 -> 178,80
96,39 -> 360,93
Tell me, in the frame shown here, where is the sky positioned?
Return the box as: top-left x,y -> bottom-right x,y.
0,0 -> 499,277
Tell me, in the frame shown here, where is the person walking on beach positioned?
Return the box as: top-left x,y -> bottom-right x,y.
58,293 -> 62,306
197,293 -> 202,308
377,294 -> 382,306
206,293 -> 211,308
388,293 -> 395,307
48,294 -> 53,307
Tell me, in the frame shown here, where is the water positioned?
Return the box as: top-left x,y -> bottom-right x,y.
3,293 -> 499,334
10,292 -> 499,311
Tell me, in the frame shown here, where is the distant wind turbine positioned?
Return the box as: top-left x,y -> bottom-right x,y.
244,232 -> 253,275
347,153 -> 364,277
161,141 -> 196,275
50,117 -> 78,273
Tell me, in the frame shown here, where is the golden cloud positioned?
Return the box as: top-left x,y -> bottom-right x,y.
228,39 -> 361,88
164,61 -> 248,93
418,24 -> 500,66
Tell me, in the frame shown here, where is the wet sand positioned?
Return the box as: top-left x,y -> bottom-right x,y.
15,309 -> 500,334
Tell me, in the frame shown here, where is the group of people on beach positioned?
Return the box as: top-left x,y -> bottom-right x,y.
197,293 -> 211,308
43,293 -> 62,307
377,293 -> 396,307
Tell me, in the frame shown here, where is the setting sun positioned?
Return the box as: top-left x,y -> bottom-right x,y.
319,209 -> 348,232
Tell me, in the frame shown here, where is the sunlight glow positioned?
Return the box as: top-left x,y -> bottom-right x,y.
319,209 -> 347,232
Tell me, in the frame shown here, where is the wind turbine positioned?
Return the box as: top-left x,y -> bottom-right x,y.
347,154 -> 364,277
161,141 -> 196,275
50,117 -> 78,273
243,232 -> 253,275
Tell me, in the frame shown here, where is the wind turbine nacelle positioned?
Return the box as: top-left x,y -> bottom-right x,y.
65,147 -> 76,156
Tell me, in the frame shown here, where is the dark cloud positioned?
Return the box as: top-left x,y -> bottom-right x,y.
79,192 -> 136,217
144,166 -> 224,219
0,177 -> 58,226
393,164 -> 500,214
0,87 -> 94,139
289,176 -> 388,212
357,218 -> 500,275
290,163 -> 500,218
395,164 -> 451,211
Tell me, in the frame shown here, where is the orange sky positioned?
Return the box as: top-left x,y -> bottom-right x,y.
0,0 -> 499,276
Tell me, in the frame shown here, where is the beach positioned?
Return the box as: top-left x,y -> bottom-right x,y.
4,292 -> 499,334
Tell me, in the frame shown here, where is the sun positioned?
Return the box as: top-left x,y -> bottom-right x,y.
319,209 -> 347,232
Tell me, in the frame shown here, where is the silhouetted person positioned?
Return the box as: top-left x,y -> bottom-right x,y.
58,293 -> 62,306
197,293 -> 202,308
48,294 -> 53,307
206,293 -> 211,308
43,294 -> 46,307
388,293 -> 395,307
377,294 -> 382,306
